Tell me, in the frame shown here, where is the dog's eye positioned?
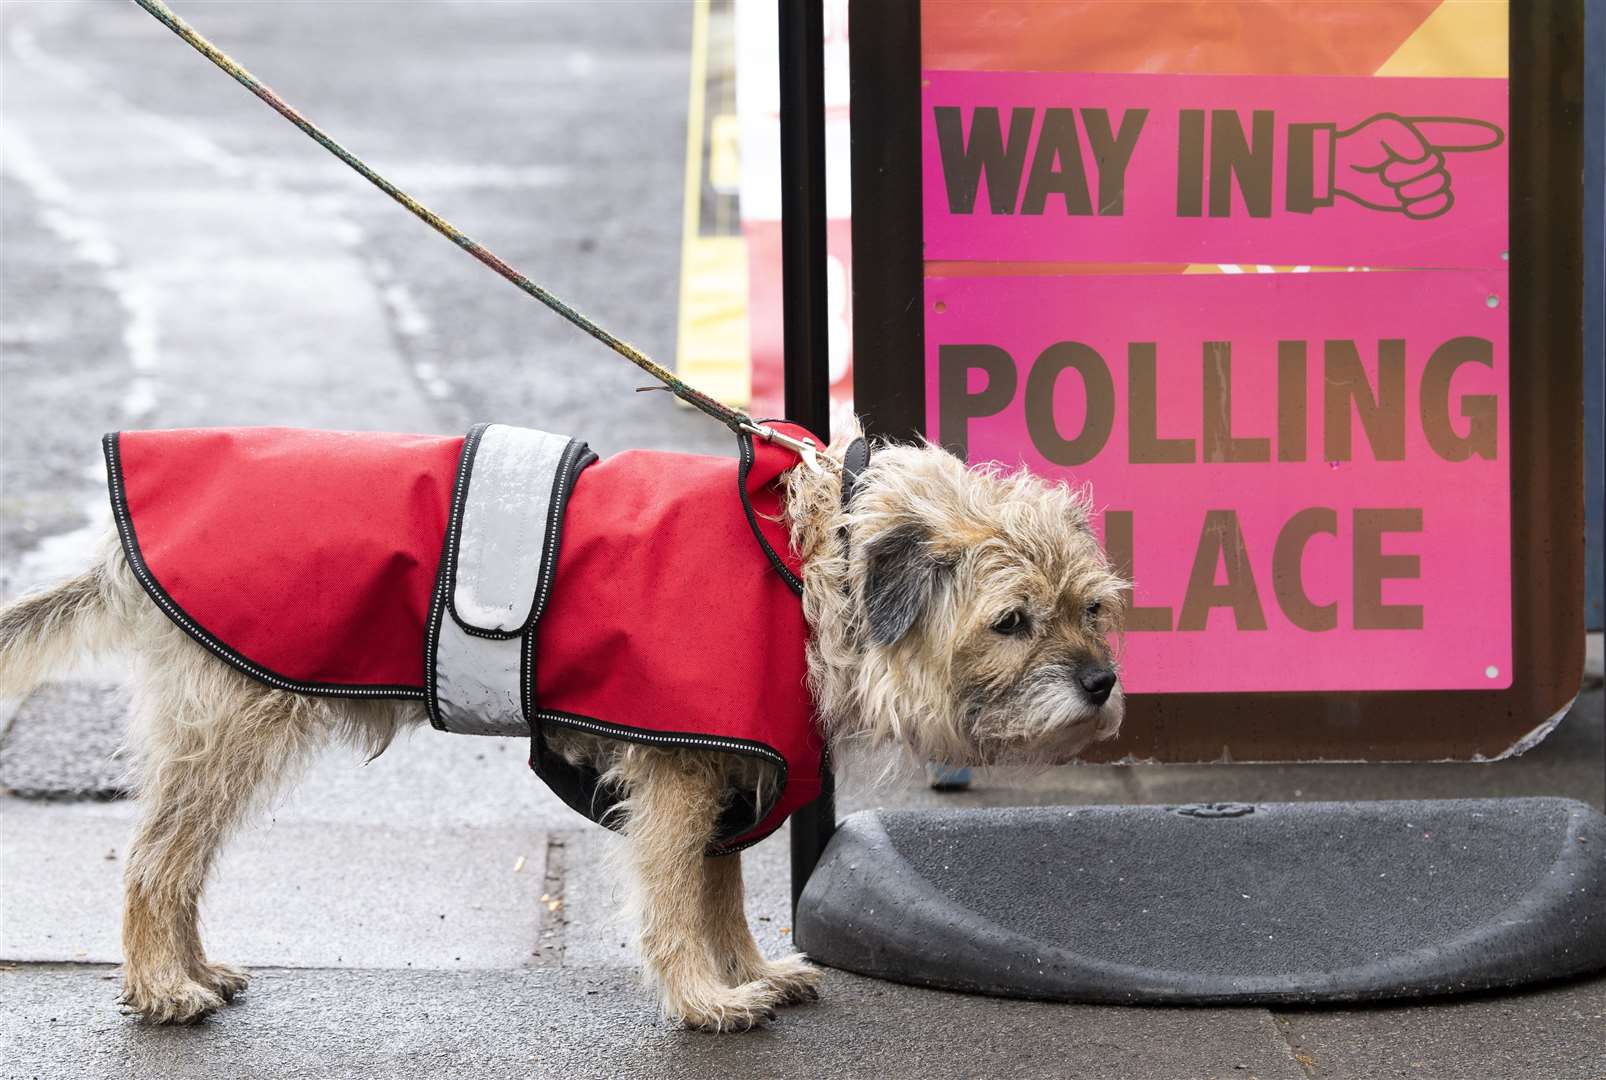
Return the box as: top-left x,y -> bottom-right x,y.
991,609 -> 1031,636
1086,600 -> 1103,621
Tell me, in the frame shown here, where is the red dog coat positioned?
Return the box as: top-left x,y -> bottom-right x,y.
104,423 -> 823,852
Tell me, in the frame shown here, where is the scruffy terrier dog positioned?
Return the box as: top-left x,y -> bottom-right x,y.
0,424 -> 1125,1032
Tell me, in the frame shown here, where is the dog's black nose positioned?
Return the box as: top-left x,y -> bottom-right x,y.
1077,664 -> 1117,705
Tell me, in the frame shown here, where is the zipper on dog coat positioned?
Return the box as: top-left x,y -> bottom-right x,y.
104,423 -> 824,852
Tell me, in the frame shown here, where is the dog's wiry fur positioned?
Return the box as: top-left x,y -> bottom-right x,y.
788,429 -> 1126,769
0,422 -> 1126,1031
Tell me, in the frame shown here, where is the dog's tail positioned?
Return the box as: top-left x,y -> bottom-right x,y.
0,561 -> 121,698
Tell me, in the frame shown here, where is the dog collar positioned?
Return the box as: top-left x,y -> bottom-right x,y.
838,436 -> 871,567
841,437 -> 871,512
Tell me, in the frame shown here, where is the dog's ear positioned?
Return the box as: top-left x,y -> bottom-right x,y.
865,523 -> 947,647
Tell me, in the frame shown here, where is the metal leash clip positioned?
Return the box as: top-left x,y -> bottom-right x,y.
740,422 -> 825,474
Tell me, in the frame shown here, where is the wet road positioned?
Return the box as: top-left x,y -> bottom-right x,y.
2,0 -> 718,597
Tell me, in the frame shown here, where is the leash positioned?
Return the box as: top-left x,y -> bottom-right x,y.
129,0 -> 826,473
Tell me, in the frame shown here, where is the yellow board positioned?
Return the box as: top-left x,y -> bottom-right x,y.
1376,0 -> 1509,78
675,0 -> 751,406
678,235 -> 750,405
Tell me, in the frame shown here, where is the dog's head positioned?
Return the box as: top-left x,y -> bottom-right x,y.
811,440 -> 1127,768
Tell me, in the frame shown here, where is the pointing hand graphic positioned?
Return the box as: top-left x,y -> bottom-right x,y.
1329,114 -> 1504,220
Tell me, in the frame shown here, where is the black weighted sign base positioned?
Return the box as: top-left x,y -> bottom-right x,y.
794,798 -> 1606,1004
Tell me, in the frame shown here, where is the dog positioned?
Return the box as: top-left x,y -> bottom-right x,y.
0,419 -> 1126,1032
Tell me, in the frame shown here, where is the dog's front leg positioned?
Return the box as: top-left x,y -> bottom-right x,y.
702,853 -> 820,1005
620,749 -> 785,1031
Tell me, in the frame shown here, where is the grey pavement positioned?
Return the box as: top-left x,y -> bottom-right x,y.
2,3 -> 1603,1078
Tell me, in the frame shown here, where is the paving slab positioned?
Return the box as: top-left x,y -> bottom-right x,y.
0,683 -> 580,829
0,681 -> 129,800
281,726 -> 580,830
1,799 -> 550,969
0,963 -> 1307,1080
1272,975 -> 1606,1080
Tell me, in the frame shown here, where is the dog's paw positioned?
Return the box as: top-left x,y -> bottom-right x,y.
196,961 -> 250,1002
119,975 -> 225,1025
755,953 -> 821,1005
669,979 -> 783,1033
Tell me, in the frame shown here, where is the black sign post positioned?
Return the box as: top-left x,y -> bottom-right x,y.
779,0 -> 837,914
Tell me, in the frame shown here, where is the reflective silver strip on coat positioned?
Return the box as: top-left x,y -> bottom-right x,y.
431,423 -> 589,736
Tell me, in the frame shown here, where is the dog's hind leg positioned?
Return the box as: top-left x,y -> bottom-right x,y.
119,645 -> 326,1024
618,748 -> 785,1032
703,853 -> 820,1006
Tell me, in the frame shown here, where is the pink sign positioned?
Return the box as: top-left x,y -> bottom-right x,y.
925,271 -> 1510,693
922,71 -> 1508,269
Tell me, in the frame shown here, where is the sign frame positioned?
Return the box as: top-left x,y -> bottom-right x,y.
848,0 -> 1586,761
